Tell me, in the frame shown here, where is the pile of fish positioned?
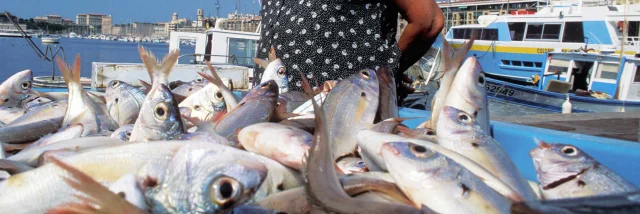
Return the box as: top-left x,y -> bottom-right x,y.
0,43 -> 638,214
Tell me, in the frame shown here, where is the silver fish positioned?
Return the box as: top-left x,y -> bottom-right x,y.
238,122 -> 312,170
111,124 -> 134,141
8,136 -> 128,166
172,80 -> 208,98
56,55 -> 117,136
253,47 -> 289,94
130,84 -> 184,142
105,80 -> 146,127
382,141 -> 510,213
179,83 -> 227,127
436,106 -> 538,201
530,141 -> 638,199
0,69 -> 34,107
19,95 -> 51,109
202,62 -> 239,111
0,142 -> 269,213
336,156 -> 368,174
444,56 -> 490,133
0,106 -> 25,124
214,80 -> 279,142
323,69 -> 380,159
175,131 -> 234,147
424,38 -> 474,131
22,124 -> 84,150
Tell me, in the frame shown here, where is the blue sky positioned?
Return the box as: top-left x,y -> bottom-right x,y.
4,0 -> 260,24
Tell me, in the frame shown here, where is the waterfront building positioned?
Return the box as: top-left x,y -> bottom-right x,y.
33,15 -> 63,24
217,13 -> 261,33
102,15 -> 112,35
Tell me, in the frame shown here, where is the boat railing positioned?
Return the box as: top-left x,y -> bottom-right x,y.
177,53 -> 255,68
619,36 -> 640,47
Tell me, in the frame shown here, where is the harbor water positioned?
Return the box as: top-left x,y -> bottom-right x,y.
0,37 -> 195,82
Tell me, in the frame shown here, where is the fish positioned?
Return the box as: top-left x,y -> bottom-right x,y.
444,56 -> 490,133
0,115 -> 64,144
111,124 -> 134,141
129,84 -> 184,142
56,55 -> 117,136
214,80 -> 279,142
46,158 -> 148,214
21,124 -> 84,150
253,47 -> 289,94
19,95 -> 51,109
203,61 -> 239,110
370,118 -> 410,134
178,83 -> 227,127
7,136 -> 128,167
277,91 -> 311,113
0,69 -> 34,107
171,80 -> 207,98
138,46 -> 178,87
175,131 -> 235,147
375,66 -> 398,122
238,122 -> 312,170
336,156 -> 368,174
105,80 -> 147,127
299,73 -> 426,214
323,69 -> 380,159
425,38 -> 474,131
382,141 -> 510,213
0,106 -> 25,124
0,142 -> 269,213
278,117 -> 315,134
107,174 -> 149,211
355,130 -> 524,201
530,141 -> 638,199
436,105 -> 538,201
7,100 -> 67,127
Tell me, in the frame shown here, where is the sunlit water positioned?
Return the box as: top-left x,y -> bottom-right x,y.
0,37 -> 195,82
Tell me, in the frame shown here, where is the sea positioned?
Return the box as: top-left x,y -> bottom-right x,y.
0,36 -> 554,116
0,37 -> 195,82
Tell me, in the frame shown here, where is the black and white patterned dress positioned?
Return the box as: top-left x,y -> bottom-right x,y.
254,0 -> 401,91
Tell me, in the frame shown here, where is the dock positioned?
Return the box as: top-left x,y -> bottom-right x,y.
494,112 -> 640,142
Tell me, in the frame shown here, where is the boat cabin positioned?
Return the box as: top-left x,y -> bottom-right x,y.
539,51 -> 640,101
168,28 -> 260,67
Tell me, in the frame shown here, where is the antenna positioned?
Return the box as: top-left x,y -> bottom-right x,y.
236,0 -> 240,14
216,0 -> 220,18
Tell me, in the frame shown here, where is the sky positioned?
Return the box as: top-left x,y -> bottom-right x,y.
4,0 -> 261,24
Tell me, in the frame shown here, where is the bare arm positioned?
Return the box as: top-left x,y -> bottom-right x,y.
394,0 -> 445,73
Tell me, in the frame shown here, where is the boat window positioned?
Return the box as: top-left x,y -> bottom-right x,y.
480,29 -> 498,40
508,22 -> 526,41
525,24 -> 543,39
542,24 -> 562,40
548,59 -> 570,74
228,38 -> 257,66
523,61 -> 534,67
501,60 -> 511,65
562,22 -> 585,43
453,28 -> 466,39
535,62 -> 543,67
596,63 -> 620,80
634,66 -> 640,82
512,61 -> 522,66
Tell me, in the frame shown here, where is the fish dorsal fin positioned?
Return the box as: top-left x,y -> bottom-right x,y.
268,46 -> 277,62
138,45 -> 160,83
160,49 -> 180,82
56,55 -> 82,88
138,46 -> 179,86
253,58 -> 270,69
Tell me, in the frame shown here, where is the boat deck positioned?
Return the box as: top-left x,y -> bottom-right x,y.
494,112 -> 640,142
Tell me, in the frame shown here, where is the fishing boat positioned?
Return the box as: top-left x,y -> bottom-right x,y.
0,29 -> 30,38
68,32 -> 79,39
446,0 -> 640,83
41,36 -> 60,44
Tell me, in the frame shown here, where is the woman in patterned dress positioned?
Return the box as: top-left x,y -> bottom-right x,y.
253,0 -> 443,103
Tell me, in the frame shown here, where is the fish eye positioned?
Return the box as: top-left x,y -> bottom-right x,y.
215,92 -> 223,100
2,98 -> 8,103
478,74 -> 485,85
210,176 -> 243,209
196,78 -> 203,83
456,112 -> 473,124
561,146 -> 578,156
111,81 -> 119,88
188,88 -> 193,92
277,67 -> 286,78
356,161 -> 365,167
154,103 -> 168,120
114,98 -> 119,103
194,105 -> 202,111
426,130 -> 435,135
360,70 -> 370,79
124,132 -> 131,140
409,144 -> 434,159
21,81 -> 31,90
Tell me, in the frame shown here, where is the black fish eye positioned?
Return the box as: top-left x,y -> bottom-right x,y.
111,81 -> 119,88
114,98 -> 119,103
277,67 -> 286,78
194,105 -> 201,111
215,92 -> 223,99
561,146 -> 578,156
361,70 -> 370,79
456,112 -> 473,124
196,78 -> 203,82
154,103 -> 168,120
478,75 -> 485,85
409,144 -> 434,158
426,130 -> 435,135
21,81 -> 31,90
210,176 -> 243,208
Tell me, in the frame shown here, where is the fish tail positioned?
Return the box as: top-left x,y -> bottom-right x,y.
138,45 -> 159,83
55,55 -> 81,87
160,49 -> 180,80
442,35 -> 475,74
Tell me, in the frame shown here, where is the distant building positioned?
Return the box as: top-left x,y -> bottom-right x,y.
102,15 -> 112,35
33,15 -> 63,24
76,14 -> 105,26
153,22 -> 168,38
0,23 -> 27,31
217,13 -> 261,33
165,12 -> 193,33
62,18 -> 74,25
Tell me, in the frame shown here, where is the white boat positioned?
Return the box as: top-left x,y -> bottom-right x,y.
0,30 -> 30,38
41,36 -> 60,43
446,0 -> 640,83
69,32 -> 78,39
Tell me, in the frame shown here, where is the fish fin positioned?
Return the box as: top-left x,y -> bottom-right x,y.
56,55 -> 81,87
47,157 -> 147,214
86,91 -> 106,104
160,49 -> 180,82
138,80 -> 152,94
138,45 -> 159,83
200,62 -> 226,89
252,58 -> 269,69
268,46 -> 277,62
0,159 -> 34,174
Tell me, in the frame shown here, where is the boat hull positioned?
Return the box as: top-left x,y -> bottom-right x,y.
485,79 -> 640,113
